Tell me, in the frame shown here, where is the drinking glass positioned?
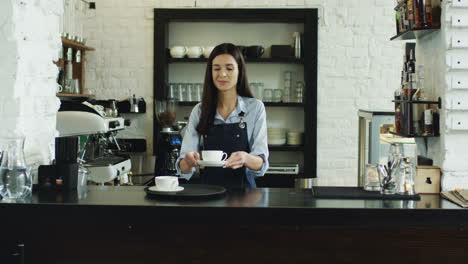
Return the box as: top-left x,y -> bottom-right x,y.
177,83 -> 186,102
194,83 -> 202,102
185,83 -> 193,102
295,81 -> 304,103
249,82 -> 258,98
364,164 -> 381,191
273,89 -> 282,102
257,82 -> 264,101
263,89 -> 273,102
168,83 -> 177,100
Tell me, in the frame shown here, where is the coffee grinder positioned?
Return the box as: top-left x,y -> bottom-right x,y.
154,99 -> 182,176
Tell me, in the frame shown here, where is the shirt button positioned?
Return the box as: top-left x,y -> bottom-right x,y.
236,134 -> 240,138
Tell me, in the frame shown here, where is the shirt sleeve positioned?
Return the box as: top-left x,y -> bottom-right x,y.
176,104 -> 201,180
246,100 -> 269,177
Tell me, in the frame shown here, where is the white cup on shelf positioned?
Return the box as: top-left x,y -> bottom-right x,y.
170,46 -> 187,58
186,46 -> 203,58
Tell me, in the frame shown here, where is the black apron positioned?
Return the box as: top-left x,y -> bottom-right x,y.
200,112 -> 255,188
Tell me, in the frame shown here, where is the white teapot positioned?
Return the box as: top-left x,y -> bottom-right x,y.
203,46 -> 214,58
186,46 -> 203,58
170,46 -> 187,58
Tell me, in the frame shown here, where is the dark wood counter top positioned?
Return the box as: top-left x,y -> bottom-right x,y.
1,186 -> 466,227
2,186 -> 467,263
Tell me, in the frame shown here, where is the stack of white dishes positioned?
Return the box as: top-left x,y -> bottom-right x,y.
287,131 -> 303,145
268,128 -> 286,145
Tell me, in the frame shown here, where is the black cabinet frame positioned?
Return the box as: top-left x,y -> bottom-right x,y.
153,8 -> 318,178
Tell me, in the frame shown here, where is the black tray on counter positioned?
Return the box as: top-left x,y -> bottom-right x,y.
312,187 -> 421,200
144,184 -> 226,199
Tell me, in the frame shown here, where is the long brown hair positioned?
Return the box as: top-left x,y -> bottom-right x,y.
196,43 -> 254,135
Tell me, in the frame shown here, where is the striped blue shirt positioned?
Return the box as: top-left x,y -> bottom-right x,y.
176,96 -> 269,180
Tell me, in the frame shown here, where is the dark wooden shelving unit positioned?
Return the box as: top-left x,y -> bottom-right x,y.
177,101 -> 304,107
168,57 -> 303,64
268,145 -> 304,151
154,9 -> 318,182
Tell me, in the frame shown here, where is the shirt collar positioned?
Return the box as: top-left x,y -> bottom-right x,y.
214,96 -> 248,121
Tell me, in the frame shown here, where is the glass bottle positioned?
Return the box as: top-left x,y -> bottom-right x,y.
0,138 -> 32,201
423,104 -> 434,136
394,86 -> 402,134
404,157 -> 416,195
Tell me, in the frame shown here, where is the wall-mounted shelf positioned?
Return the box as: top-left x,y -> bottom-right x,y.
61,37 -> 95,51
168,57 -> 303,64
390,27 -> 440,41
56,38 -> 95,97
390,131 -> 439,138
56,93 -> 94,98
392,97 -> 442,108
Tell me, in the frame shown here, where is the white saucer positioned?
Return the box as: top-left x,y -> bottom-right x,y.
149,186 -> 184,192
197,160 -> 226,167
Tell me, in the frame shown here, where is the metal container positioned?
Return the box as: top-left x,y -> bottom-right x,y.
295,178 -> 313,189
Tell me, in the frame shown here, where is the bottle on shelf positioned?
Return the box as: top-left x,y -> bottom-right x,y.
394,86 -> 402,134
422,103 -> 434,136
407,0 -> 415,30
424,0 -> 433,27
432,105 -> 440,136
411,65 -> 425,136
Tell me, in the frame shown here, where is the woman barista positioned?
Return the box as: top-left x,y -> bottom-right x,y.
176,43 -> 269,188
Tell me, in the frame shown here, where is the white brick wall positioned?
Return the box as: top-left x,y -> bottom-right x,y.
83,0 -> 404,186
0,0 -> 62,182
436,2 -> 468,190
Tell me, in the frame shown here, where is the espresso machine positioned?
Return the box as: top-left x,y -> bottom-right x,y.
56,100 -> 132,184
154,100 -> 182,177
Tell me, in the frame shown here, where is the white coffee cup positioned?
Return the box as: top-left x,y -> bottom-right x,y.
203,46 -> 214,58
155,176 -> 179,191
169,46 -> 187,58
186,46 -> 203,58
202,150 -> 228,161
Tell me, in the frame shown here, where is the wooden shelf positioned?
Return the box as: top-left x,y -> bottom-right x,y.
177,101 -> 303,107
61,37 -> 95,51
264,102 -> 303,107
390,131 -> 439,138
390,27 -> 440,41
57,93 -> 94,98
268,145 -> 304,151
168,57 -> 303,64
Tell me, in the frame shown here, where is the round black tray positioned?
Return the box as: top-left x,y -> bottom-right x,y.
144,184 -> 226,198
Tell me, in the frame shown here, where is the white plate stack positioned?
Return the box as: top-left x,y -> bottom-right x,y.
267,128 -> 286,145
287,131 -> 303,146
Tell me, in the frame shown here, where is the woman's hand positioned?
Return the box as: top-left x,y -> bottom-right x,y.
224,151 -> 264,171
224,151 -> 249,169
180,152 -> 200,173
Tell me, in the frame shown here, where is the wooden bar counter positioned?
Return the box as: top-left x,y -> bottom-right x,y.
1,186 -> 467,263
